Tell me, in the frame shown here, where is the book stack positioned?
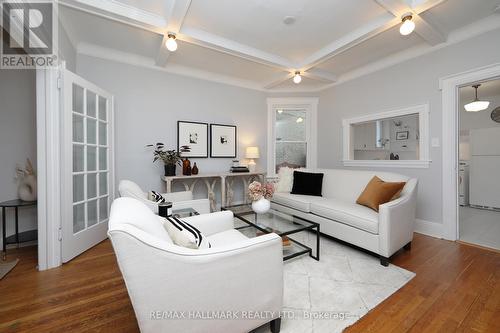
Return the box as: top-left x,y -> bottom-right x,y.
230,166 -> 250,173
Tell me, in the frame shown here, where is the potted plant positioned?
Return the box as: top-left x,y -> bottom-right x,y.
146,143 -> 190,176
248,181 -> 275,214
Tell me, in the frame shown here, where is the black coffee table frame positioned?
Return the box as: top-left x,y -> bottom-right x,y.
222,205 -> 320,261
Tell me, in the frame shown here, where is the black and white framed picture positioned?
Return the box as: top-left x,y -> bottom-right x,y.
177,121 -> 208,158
396,131 -> 409,140
210,124 -> 237,158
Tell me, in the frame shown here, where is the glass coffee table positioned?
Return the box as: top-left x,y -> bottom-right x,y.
222,204 -> 320,261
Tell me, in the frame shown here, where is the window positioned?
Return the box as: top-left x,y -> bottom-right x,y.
342,104 -> 430,168
267,98 -> 318,177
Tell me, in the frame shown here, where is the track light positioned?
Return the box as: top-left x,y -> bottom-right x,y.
399,14 -> 415,36
166,33 -> 178,52
293,71 -> 302,84
464,84 -> 490,112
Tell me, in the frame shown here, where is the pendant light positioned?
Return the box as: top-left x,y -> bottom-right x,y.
464,84 -> 490,112
293,71 -> 302,84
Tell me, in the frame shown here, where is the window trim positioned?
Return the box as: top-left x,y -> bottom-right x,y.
267,97 -> 318,177
342,103 -> 431,169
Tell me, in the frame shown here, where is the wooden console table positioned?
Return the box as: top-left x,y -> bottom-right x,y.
162,172 -> 266,211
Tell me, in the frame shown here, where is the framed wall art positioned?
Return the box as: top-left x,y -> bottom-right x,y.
210,124 -> 237,158
177,121 -> 209,158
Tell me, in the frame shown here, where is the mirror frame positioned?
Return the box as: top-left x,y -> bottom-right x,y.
342,103 -> 431,168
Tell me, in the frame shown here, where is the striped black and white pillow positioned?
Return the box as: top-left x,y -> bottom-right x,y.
162,216 -> 211,249
148,190 -> 166,203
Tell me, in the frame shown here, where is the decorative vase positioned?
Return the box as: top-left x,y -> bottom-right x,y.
192,162 -> 199,175
182,158 -> 191,176
252,197 -> 271,214
164,164 -> 176,176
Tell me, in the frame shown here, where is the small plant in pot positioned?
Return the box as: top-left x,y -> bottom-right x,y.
146,143 -> 190,176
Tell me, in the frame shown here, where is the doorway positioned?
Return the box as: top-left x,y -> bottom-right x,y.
0,69 -> 38,278
458,79 -> 500,250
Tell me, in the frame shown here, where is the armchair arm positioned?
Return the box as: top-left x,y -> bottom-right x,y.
160,190 -> 194,202
109,230 -> 283,333
182,211 -> 235,236
378,179 -> 418,257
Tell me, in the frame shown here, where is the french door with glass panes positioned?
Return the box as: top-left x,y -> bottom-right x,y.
62,69 -> 114,262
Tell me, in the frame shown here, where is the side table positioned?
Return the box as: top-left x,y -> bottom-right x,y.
1,199 -> 37,260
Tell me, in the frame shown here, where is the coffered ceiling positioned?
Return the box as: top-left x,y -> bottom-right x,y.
58,0 -> 500,92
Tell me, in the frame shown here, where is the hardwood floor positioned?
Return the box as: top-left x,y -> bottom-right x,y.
1,233 -> 499,332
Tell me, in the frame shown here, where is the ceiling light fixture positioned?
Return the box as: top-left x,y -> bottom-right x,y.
293,71 -> 302,84
166,33 -> 178,52
399,13 -> 415,36
296,117 -> 304,123
464,84 -> 490,112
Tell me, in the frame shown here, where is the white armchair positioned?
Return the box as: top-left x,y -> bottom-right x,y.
108,197 -> 284,333
118,180 -> 210,214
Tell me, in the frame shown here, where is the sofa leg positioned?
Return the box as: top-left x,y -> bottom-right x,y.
380,256 -> 390,267
270,318 -> 281,333
404,241 -> 412,251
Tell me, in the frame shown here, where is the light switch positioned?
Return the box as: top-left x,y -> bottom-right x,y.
432,137 -> 440,147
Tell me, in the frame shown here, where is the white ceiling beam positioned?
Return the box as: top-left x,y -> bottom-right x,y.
410,0 -> 448,14
300,13 -> 397,70
155,0 -> 192,67
375,0 -> 446,46
179,27 -> 294,71
303,69 -> 337,83
263,72 -> 294,89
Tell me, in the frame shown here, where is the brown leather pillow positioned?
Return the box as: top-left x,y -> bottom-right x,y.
356,176 -> 406,212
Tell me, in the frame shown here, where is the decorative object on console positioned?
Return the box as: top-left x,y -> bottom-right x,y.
275,166 -> 294,193
245,146 -> 260,172
182,158 -> 192,176
230,166 -> 249,173
15,158 -> 37,201
291,171 -> 324,197
248,181 -> 274,214
191,162 -> 199,175
356,176 -> 406,212
178,121 -> 209,158
210,124 -> 237,158
147,143 -> 190,176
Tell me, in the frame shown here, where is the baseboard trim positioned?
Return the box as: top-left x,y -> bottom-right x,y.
414,219 -> 443,239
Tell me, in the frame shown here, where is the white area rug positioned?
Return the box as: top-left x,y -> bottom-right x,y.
254,232 -> 415,333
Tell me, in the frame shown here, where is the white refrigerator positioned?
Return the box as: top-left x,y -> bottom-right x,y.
469,128 -> 500,209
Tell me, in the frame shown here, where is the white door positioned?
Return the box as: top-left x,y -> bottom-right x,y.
62,69 -> 114,262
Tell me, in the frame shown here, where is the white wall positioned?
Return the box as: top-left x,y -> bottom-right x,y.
76,55 -> 267,204
318,28 -> 500,227
0,69 -> 37,249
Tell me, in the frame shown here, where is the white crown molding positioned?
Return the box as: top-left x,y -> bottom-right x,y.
318,15 -> 500,92
69,0 -> 166,27
76,42 -> 266,92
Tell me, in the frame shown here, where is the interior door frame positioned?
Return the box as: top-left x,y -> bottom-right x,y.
36,64 -> 63,271
439,62 -> 500,241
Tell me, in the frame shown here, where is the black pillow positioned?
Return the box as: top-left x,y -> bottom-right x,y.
291,171 -> 324,196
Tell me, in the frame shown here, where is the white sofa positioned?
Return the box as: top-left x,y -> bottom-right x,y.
118,179 -> 211,215
108,197 -> 283,333
271,169 -> 418,266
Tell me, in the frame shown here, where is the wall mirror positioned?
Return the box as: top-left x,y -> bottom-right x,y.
343,104 -> 430,168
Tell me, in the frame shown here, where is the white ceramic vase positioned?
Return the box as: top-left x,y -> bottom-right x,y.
252,197 -> 270,214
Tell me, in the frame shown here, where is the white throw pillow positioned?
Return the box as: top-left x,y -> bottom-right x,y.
148,190 -> 166,203
162,216 -> 211,249
276,167 -> 294,193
